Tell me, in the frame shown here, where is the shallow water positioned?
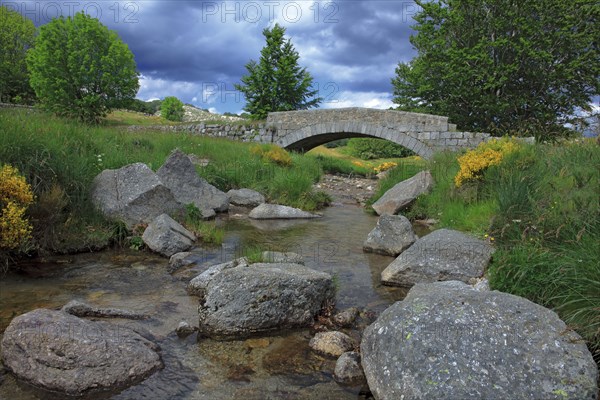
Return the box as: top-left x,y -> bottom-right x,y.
0,203 -> 412,399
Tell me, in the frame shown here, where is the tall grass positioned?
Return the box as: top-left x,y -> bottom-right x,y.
398,139 -> 600,364
0,108 -> 329,253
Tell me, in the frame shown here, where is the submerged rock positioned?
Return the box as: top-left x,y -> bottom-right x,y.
175,321 -> 198,338
90,162 -> 182,229
363,214 -> 417,256
371,170 -> 433,215
227,188 -> 265,207
309,331 -> 356,357
248,204 -> 321,219
157,149 -> 228,213
62,300 -> 148,320
334,352 -> 365,385
333,307 -> 360,328
197,263 -> 335,339
142,214 -> 196,257
381,228 -> 493,287
1,309 -> 162,397
187,258 -> 249,297
361,281 -> 598,400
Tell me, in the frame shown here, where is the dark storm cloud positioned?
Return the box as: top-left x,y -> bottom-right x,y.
7,0 -> 420,110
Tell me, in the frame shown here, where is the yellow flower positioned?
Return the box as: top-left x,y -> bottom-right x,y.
455,138 -> 520,187
0,165 -> 34,250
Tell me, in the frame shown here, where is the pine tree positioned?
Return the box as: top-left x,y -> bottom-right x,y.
235,24 -> 321,120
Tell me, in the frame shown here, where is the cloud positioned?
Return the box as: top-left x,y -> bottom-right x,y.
12,0 -> 420,113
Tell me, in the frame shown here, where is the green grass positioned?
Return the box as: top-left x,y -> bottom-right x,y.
400,139 -> 600,364
103,109 -> 175,126
0,108 -> 328,254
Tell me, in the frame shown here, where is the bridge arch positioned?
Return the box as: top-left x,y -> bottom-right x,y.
275,121 -> 434,159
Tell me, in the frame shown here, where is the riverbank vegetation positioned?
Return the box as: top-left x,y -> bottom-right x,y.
0,108 -> 341,258
374,139 -> 600,362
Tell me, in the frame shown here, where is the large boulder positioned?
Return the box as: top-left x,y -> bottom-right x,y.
363,214 -> 417,256
381,229 -> 493,287
157,149 -> 228,213
371,171 -> 433,215
361,281 -> 598,400
1,309 -> 162,397
90,163 -> 182,229
227,188 -> 265,207
248,204 -> 321,219
197,262 -> 335,338
142,214 -> 196,257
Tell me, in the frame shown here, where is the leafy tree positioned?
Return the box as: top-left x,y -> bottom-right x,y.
27,12 -> 139,124
0,6 -> 36,103
235,24 -> 321,120
392,0 -> 600,139
161,96 -> 184,121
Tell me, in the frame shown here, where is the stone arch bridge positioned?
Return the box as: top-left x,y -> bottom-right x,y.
131,108 -> 496,160
265,108 -> 492,159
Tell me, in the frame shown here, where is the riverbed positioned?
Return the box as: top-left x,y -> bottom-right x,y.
0,198 -> 412,399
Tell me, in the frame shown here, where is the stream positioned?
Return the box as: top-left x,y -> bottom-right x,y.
0,196 -> 422,399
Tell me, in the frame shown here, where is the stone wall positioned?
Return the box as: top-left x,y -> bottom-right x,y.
126,122 -> 274,144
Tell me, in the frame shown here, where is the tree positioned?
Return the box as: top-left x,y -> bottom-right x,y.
161,96 -> 184,121
27,12 -> 139,124
235,24 -> 321,120
0,6 -> 36,103
392,0 -> 600,139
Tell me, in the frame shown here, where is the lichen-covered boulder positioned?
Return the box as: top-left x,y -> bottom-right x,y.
157,149 -> 228,213
197,263 -> 335,339
371,170 -> 433,215
1,309 -> 162,397
91,163 -> 182,229
381,229 -> 493,287
361,281 -> 598,400
142,214 -> 196,257
363,214 -> 417,256
227,188 -> 265,207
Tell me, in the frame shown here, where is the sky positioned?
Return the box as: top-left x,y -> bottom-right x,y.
4,0 -> 422,114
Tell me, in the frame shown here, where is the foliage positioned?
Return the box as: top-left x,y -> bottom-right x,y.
0,165 -> 34,250
235,23 -> 321,120
323,139 -> 349,148
392,0 -> 600,139
454,137 -> 519,187
344,138 -> 415,160
27,12 -> 139,124
0,6 -> 36,103
182,203 -> 224,246
160,96 -> 184,122
250,144 -> 292,166
125,99 -> 162,115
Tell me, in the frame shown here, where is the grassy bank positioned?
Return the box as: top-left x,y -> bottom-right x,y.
0,108 -> 335,255
375,139 -> 599,362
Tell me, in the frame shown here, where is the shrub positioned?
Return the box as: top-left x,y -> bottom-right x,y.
454,137 -> 519,187
161,96 -> 184,122
0,165 -> 34,250
250,144 -> 292,167
344,138 -> 414,159
374,161 -> 398,173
